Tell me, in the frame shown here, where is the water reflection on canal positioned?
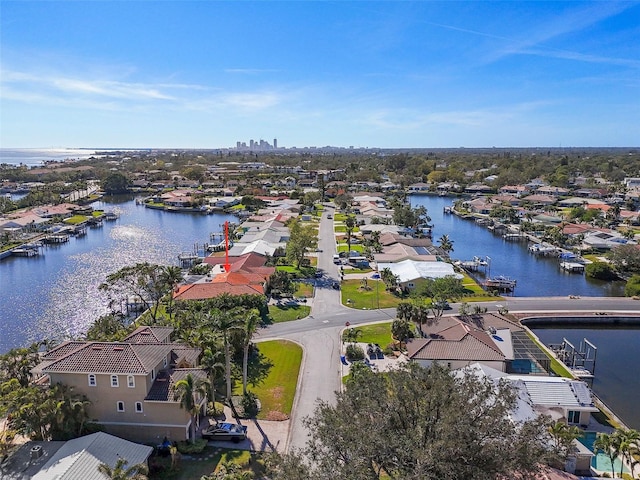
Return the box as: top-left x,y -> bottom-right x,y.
410,194 -> 626,297
0,195 -> 236,353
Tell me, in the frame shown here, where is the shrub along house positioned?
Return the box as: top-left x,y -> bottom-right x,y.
32,327 -> 207,444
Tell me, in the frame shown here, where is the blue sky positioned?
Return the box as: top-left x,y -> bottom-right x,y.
1,1 -> 639,149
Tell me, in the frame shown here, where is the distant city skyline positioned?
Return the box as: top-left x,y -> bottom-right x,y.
1,2 -> 639,149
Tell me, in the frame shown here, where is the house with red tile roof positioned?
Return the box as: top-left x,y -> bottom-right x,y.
32,331 -> 206,443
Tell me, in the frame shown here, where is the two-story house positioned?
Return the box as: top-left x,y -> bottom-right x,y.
32,326 -> 207,443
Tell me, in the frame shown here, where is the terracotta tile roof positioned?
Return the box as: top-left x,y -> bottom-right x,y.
407,334 -> 505,362
123,326 -> 174,344
173,282 -> 264,301
146,368 -> 208,401
37,342 -> 198,374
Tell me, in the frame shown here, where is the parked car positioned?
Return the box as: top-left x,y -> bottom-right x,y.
433,300 -> 451,310
201,422 -> 248,442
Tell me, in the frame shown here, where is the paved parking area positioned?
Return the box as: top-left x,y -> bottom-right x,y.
203,406 -> 290,453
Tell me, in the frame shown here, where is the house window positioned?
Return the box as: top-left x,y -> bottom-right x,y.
127,375 -> 135,388
407,283 -> 415,288
568,410 -> 580,424
88,374 -> 97,387
116,401 -> 125,412
135,402 -> 143,413
163,357 -> 167,367
151,370 -> 155,380
111,375 -> 119,387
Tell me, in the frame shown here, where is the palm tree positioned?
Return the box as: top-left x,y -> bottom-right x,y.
97,458 -> 149,480
200,344 -> 225,410
345,215 -> 357,252
160,265 -> 183,320
240,309 -> 261,396
438,234 -> 454,256
207,309 -> 244,404
616,428 -> 640,478
173,373 -> 209,444
593,432 -> 620,478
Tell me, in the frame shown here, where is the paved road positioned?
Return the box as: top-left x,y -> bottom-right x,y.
256,208 -> 640,452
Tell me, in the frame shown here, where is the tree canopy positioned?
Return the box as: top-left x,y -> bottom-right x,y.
267,362 -> 551,480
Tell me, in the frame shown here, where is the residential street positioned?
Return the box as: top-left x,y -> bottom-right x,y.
256,209 -> 640,452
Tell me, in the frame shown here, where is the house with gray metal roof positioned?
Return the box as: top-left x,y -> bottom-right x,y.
31,432 -> 152,480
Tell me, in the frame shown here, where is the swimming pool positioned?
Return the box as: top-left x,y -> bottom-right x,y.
578,431 -> 628,475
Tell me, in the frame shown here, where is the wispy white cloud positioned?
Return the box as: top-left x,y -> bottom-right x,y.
427,2 -> 638,67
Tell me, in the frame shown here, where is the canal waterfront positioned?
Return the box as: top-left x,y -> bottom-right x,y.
531,325 -> 640,430
0,195 -> 236,353
410,194 -> 626,297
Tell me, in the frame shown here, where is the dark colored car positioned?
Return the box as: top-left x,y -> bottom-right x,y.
332,282 -> 340,290
201,422 -> 248,442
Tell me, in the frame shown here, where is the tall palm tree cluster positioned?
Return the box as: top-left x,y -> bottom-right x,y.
172,302 -> 263,443
593,428 -> 640,479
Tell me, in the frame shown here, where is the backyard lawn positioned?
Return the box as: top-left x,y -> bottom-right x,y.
341,279 -> 401,309
149,448 -> 264,480
460,272 -> 503,302
250,340 -> 302,421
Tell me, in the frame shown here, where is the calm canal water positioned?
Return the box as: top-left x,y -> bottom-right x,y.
410,194 -> 626,297
532,326 -> 640,430
0,195 -> 235,353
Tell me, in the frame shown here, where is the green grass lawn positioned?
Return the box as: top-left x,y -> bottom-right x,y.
334,213 -> 347,221
149,448 -> 264,480
294,282 -> 314,297
268,304 -> 311,322
275,265 -> 317,278
525,331 -> 573,378
341,279 -> 401,309
334,225 -> 360,233
346,322 -> 394,347
63,215 -> 89,225
344,266 -> 373,274
251,340 -> 302,420
460,272 -> 503,302
336,244 -> 364,253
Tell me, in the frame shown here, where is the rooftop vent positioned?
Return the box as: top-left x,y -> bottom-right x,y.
30,445 -> 43,459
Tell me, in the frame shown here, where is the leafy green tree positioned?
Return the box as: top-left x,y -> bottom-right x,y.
585,262 -> 618,280
85,314 -> 127,341
98,458 -> 149,480
266,270 -> 295,297
419,275 -> 465,324
0,343 -> 43,387
173,373 -> 209,444
267,363 -> 550,480
625,275 -> 640,297
608,244 -> 640,274
101,172 -> 130,193
99,263 -> 174,323
285,219 -> 317,268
